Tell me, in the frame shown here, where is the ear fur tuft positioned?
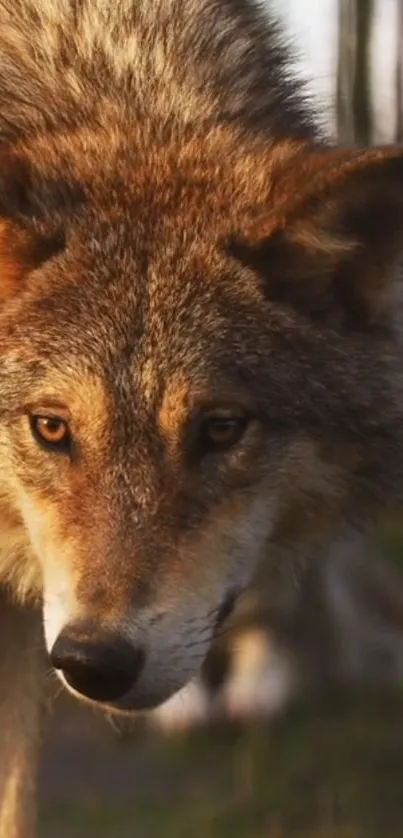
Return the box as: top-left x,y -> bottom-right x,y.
231,146 -> 403,328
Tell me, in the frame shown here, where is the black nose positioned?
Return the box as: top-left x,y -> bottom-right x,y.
50,622 -> 145,703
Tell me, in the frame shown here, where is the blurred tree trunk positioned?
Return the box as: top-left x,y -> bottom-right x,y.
337,0 -> 374,145
396,0 -> 403,141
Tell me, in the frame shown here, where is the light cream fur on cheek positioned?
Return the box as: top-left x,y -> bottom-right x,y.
42,572 -> 80,653
12,490 -> 79,651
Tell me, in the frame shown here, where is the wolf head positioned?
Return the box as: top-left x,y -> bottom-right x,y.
0,128 -> 403,711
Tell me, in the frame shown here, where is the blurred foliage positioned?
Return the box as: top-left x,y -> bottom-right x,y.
376,512 -> 403,571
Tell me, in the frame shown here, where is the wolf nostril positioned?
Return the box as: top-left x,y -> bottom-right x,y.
50,627 -> 145,703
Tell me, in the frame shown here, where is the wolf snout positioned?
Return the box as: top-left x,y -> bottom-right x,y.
50,622 -> 145,703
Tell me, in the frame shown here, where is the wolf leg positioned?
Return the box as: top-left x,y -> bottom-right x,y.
0,591 -> 46,838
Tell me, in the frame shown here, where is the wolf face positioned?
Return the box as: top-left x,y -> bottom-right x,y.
1,129 -> 403,711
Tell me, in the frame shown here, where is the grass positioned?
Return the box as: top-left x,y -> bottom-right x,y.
41,689 -> 403,838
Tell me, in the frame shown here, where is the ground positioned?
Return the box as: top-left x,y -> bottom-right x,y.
40,688 -> 403,838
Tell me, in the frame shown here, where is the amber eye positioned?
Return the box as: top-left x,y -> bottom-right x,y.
30,415 -> 71,452
199,414 -> 249,455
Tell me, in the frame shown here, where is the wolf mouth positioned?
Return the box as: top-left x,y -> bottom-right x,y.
214,590 -> 240,633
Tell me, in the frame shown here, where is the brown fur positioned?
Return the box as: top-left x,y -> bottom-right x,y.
1,1 -> 403,835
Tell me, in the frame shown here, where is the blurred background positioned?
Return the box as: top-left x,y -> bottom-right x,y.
272,0 -> 402,144
40,3 -> 403,836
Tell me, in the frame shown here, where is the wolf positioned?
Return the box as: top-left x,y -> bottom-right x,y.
1,1 -> 403,835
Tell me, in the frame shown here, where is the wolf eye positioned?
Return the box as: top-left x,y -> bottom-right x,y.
30,415 -> 71,452
199,414 -> 248,454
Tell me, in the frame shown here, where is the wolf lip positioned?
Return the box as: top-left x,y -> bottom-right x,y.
214,591 -> 239,632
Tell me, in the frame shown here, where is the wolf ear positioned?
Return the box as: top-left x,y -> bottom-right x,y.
0,150 -> 64,300
230,147 -> 403,328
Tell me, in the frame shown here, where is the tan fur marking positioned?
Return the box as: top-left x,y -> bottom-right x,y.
158,377 -> 191,449
0,222 -> 38,297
